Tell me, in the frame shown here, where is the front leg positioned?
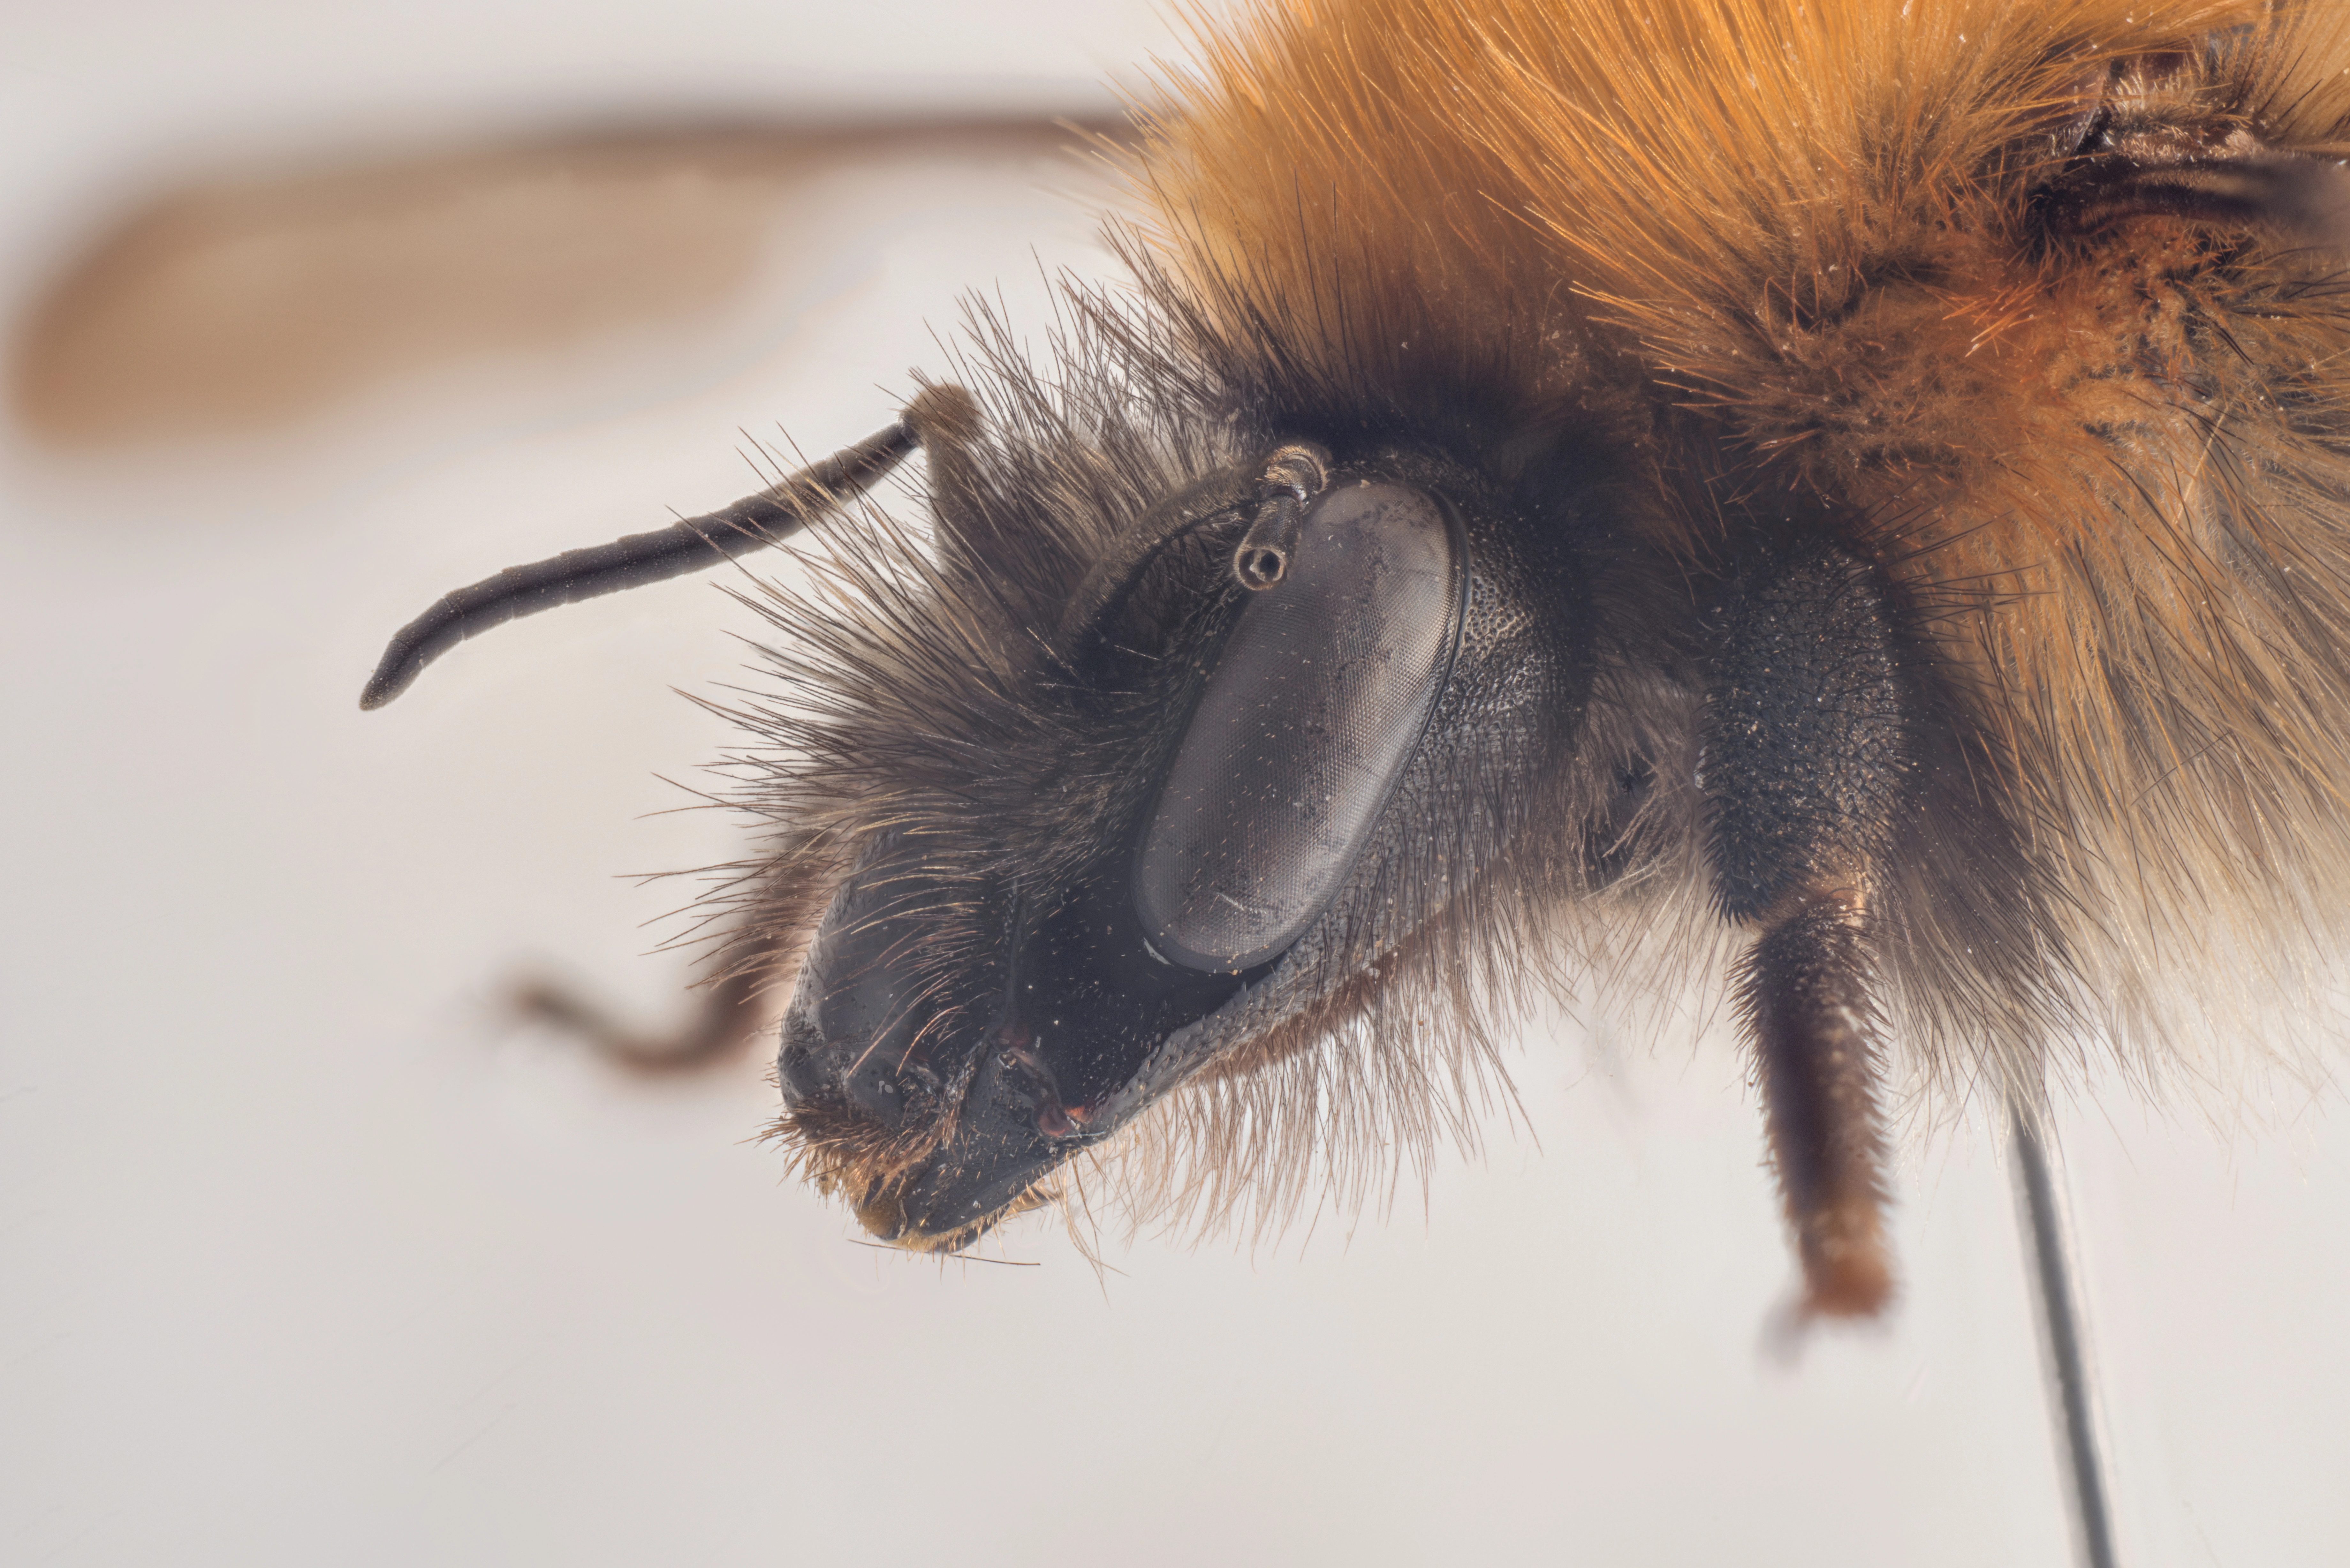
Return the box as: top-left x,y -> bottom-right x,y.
513,941 -> 782,1071
514,860 -> 830,1072
1703,536 -> 1914,1319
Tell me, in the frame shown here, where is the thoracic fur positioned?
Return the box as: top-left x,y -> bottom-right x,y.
1128,0 -> 2350,1096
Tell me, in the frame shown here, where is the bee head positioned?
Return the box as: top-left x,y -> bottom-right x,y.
760,373 -> 1608,1250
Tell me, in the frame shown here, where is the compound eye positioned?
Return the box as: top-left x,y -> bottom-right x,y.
1133,480 -> 1467,972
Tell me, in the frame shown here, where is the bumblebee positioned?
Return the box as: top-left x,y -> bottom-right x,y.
366,0 -> 2350,1330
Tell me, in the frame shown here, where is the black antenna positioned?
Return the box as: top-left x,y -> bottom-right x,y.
359,387 -> 975,710
2009,1097 -> 2121,1568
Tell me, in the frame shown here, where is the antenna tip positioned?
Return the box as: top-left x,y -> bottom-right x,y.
358,652 -> 416,711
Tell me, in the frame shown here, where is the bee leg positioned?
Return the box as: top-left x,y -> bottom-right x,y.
510,920 -> 796,1072
1741,887 -> 1894,1317
1703,537 -> 1912,1318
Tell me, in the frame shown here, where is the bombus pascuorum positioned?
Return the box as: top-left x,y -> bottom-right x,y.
365,0 -> 2350,1377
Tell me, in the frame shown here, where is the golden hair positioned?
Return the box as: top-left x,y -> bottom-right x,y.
1124,0 -> 2350,1107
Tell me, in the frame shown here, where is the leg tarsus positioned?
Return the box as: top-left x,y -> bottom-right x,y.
1744,892 -> 1896,1320
512,954 -> 776,1073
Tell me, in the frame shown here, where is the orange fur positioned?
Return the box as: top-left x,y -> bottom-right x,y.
1131,0 -> 2350,1099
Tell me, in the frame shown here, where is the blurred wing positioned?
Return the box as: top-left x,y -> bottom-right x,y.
8,116 -> 1122,446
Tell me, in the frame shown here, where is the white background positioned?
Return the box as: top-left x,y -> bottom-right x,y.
2,3 -> 2344,1565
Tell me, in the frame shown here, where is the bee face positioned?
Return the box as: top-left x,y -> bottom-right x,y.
768,438 -> 1601,1248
